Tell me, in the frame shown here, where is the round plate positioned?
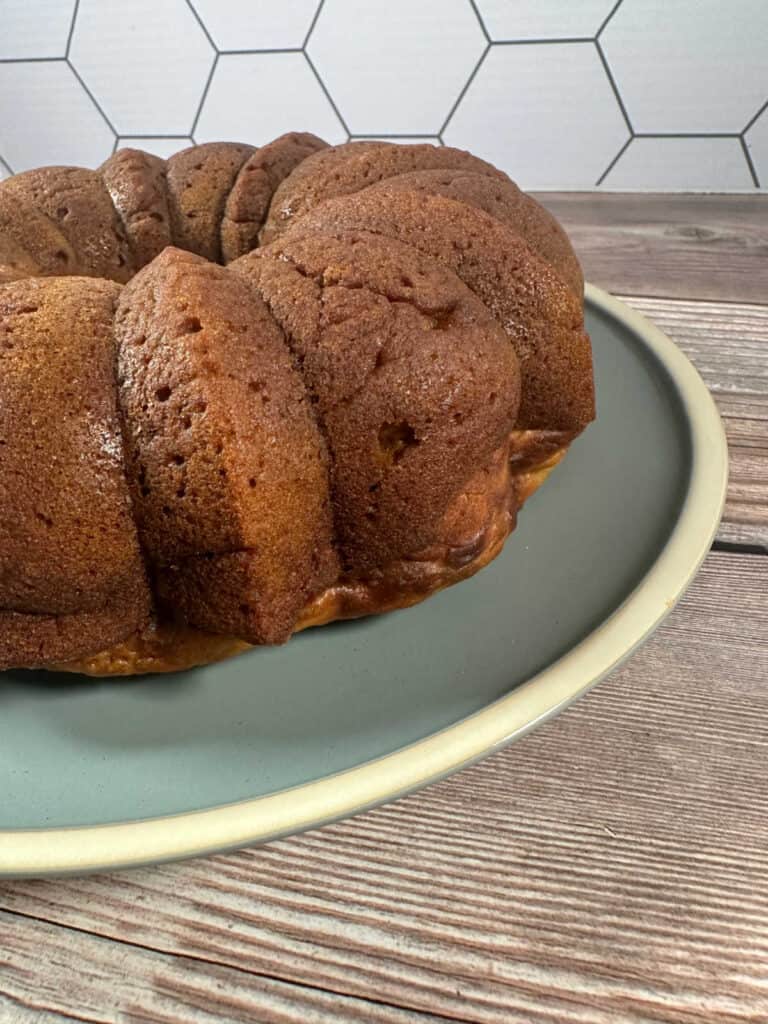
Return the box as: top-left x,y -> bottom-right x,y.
0,286 -> 727,877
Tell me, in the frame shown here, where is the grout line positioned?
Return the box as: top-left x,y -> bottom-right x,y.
634,132 -> 743,139
218,47 -> 304,55
491,36 -> 593,45
742,97 -> 768,134
118,134 -> 193,141
595,0 -> 626,39
184,0 -> 218,53
65,0 -> 80,58
190,51 -> 218,138
467,0 -> 491,44
0,153 -> 13,176
595,135 -> 632,186
303,50 -> 350,136
0,56 -> 67,63
439,41 -> 489,137
740,136 -> 761,188
348,134 -> 441,140
594,39 -> 633,135
65,58 -> 118,139
303,0 -> 326,49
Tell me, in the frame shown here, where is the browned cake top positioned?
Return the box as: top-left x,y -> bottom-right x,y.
288,188 -> 594,434
0,231 -> 40,283
257,140 -> 384,202
1,166 -> 133,282
165,142 -> 255,262
0,133 -> 592,672
260,141 -> 507,244
100,147 -> 172,270
0,189 -> 77,280
221,131 -> 329,263
115,247 -> 335,644
0,276 -> 151,666
365,168 -> 584,298
232,229 -> 519,571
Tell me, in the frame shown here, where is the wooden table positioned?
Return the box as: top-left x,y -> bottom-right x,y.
2,195 -> 767,1024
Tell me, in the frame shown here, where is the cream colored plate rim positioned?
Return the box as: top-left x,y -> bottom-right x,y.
0,285 -> 729,877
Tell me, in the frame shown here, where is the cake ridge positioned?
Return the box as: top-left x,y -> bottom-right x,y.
0,135 -> 593,675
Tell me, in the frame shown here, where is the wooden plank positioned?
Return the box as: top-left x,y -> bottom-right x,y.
0,998 -> 77,1024
0,910 -> 445,1023
535,193 -> 768,304
619,297 -> 768,396
619,296 -> 768,548
1,552 -> 765,1024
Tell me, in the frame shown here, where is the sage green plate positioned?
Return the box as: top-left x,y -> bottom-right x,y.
0,286 -> 727,877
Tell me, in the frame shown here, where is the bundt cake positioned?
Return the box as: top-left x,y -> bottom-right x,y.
0,134 -> 594,676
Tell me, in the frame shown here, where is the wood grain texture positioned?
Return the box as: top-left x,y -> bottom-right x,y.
619,295 -> 768,548
0,910 -> 445,1023
535,193 -> 768,304
1,553 -> 766,1024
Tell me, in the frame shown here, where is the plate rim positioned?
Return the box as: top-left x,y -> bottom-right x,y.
0,284 -> 729,877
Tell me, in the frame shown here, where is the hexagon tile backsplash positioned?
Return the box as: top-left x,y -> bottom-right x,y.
0,0 -> 766,190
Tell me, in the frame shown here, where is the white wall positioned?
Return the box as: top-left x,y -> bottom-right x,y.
0,0 -> 766,190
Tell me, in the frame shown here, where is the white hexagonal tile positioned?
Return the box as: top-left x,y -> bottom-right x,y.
476,0 -> 617,41
194,53 -> 346,146
117,136 -> 194,159
443,43 -> 628,188
745,106 -> 768,188
0,0 -> 75,59
0,61 -> 114,171
70,0 -> 214,135
307,0 -> 485,135
189,0 -> 319,51
601,137 -> 754,190
602,0 -> 768,133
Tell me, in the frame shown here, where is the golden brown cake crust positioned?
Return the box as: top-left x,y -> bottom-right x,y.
365,169 -> 584,298
166,142 -> 255,262
221,131 -> 329,263
0,234 -> 40,283
56,439 -> 565,676
260,141 -> 507,244
100,148 -> 172,270
115,247 -> 336,644
1,166 -> 133,282
0,134 -> 594,676
232,228 -> 519,572
0,276 -> 151,668
257,141 -> 384,213
0,594 -> 151,670
286,189 -> 594,439
0,190 -> 77,279
52,443 -> 516,676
